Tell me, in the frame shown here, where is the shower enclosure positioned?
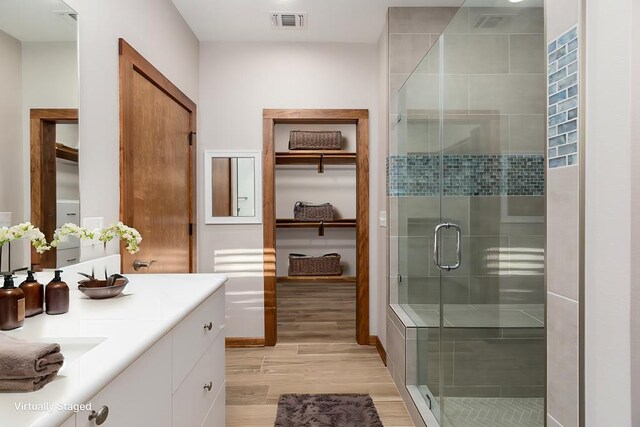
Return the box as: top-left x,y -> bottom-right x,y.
388,1 -> 545,426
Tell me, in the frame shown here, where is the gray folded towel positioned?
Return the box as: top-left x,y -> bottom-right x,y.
0,372 -> 59,392
0,333 -> 64,380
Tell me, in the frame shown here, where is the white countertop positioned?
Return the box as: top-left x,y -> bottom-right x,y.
0,273 -> 227,427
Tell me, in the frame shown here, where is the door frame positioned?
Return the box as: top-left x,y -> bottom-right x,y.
262,109 -> 370,346
30,108 -> 79,270
118,38 -> 197,272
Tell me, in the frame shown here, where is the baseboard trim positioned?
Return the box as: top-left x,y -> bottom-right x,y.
225,337 -> 265,348
369,335 -> 387,366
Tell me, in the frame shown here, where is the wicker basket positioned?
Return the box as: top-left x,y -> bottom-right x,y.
288,253 -> 342,276
289,130 -> 342,150
294,202 -> 336,222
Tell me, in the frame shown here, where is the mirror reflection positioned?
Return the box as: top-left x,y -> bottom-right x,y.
0,0 -> 79,271
211,157 -> 256,217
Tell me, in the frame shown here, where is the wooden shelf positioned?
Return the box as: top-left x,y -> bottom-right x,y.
55,143 -> 78,162
277,275 -> 357,283
276,219 -> 356,236
275,151 -> 356,173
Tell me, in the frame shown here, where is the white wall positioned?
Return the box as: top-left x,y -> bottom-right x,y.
377,18 -> 389,347
585,0 -> 633,425
62,0 -> 199,261
198,41 -> 379,338
0,30 -> 22,271
632,3 -> 640,424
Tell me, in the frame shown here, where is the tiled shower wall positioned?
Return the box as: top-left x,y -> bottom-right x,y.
388,154 -> 545,196
547,26 -> 580,168
388,7 -> 458,95
389,6 -> 546,309
545,0 -> 582,426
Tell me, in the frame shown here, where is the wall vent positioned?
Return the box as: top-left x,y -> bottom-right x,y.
472,13 -> 518,29
53,10 -> 78,23
270,12 -> 307,30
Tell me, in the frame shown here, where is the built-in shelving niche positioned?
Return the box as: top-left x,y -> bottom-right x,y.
263,109 -> 369,346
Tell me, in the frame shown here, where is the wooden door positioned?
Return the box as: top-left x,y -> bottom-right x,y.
119,39 -> 196,273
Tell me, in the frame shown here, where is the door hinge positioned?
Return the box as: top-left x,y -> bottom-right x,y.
189,223 -> 193,235
188,131 -> 196,146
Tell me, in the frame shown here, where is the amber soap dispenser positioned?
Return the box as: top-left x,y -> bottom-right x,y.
19,270 -> 44,317
0,275 -> 25,330
46,270 -> 69,315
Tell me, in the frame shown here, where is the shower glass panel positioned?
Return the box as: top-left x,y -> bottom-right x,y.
392,1 -> 545,425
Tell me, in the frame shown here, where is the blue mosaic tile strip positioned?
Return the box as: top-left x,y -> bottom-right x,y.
548,26 -> 579,168
387,154 -> 544,197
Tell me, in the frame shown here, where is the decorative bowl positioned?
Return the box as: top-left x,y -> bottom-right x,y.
77,276 -> 129,299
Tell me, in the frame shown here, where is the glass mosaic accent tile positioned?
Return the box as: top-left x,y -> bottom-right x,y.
387,154 -> 544,197
548,26 -> 579,169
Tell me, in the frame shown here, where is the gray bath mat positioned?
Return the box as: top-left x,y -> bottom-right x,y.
275,393 -> 383,427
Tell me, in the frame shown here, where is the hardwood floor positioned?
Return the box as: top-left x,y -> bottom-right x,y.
277,282 -> 356,343
225,282 -> 414,426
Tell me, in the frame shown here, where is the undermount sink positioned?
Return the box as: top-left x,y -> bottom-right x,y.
36,337 -> 106,366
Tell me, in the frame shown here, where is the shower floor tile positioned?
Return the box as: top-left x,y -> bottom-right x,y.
443,397 -> 544,427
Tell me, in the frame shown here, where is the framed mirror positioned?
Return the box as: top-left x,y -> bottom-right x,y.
204,150 -> 262,224
0,0 -> 79,271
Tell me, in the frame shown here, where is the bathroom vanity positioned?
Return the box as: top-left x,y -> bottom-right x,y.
0,273 -> 227,427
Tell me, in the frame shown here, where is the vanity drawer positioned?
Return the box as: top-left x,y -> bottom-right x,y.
58,415 -> 75,427
56,201 -> 80,228
201,383 -> 225,427
57,247 -> 80,267
173,333 -> 225,427
172,289 -> 225,392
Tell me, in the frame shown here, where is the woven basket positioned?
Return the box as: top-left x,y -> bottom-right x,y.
288,253 -> 342,276
289,130 -> 342,150
294,202 -> 336,222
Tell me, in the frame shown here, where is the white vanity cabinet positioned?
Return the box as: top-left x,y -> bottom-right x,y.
76,334 -> 173,427
71,286 -> 225,427
59,416 -> 76,427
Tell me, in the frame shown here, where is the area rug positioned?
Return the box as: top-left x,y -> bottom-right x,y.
274,393 -> 384,427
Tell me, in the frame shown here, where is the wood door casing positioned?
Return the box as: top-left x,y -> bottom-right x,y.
119,39 -> 197,274
30,109 -> 78,270
262,109 -> 369,346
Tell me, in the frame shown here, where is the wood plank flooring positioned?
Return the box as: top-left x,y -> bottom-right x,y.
277,282 -> 357,343
226,282 -> 414,426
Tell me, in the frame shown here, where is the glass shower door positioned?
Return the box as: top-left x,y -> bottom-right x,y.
436,1 -> 546,426
394,1 -> 546,426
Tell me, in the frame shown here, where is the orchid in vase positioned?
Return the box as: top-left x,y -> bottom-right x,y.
0,222 -> 50,272
51,222 -> 142,255
50,223 -> 96,249
98,222 -> 142,255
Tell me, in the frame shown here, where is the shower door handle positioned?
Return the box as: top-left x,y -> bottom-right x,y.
433,222 -> 462,271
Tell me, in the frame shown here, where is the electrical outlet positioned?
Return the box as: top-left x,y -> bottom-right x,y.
378,211 -> 387,227
81,217 -> 104,246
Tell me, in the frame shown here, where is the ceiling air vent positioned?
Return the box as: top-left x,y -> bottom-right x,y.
270,12 -> 307,30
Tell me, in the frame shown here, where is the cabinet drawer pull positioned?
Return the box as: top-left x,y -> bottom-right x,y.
203,322 -> 213,331
204,381 -> 213,392
88,406 -> 109,425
